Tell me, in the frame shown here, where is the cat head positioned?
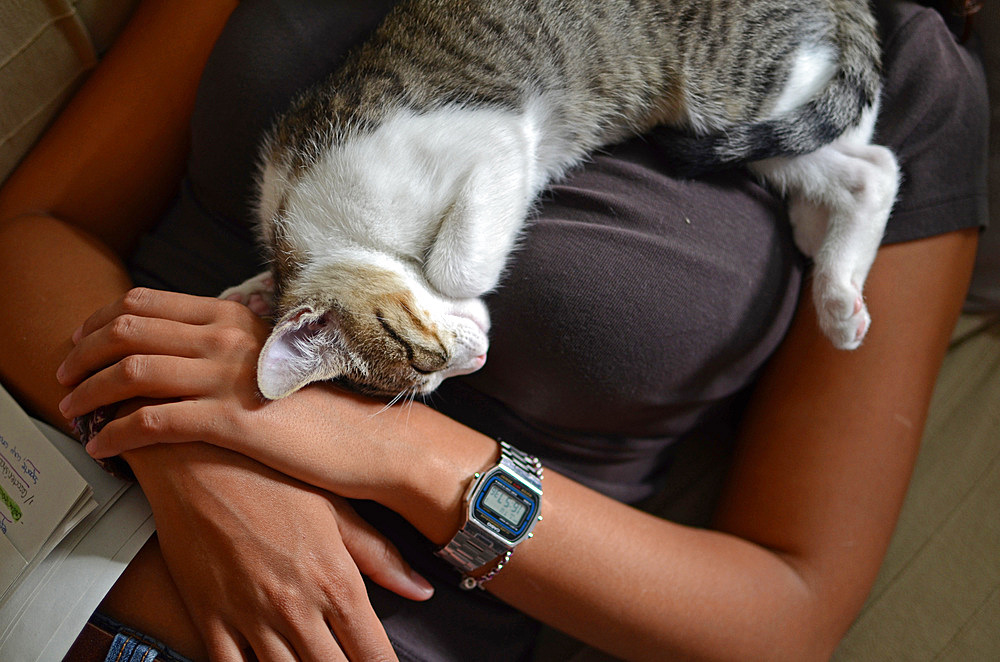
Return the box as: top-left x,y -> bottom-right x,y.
257,257 -> 489,400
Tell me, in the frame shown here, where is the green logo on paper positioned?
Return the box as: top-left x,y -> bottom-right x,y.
0,484 -> 21,521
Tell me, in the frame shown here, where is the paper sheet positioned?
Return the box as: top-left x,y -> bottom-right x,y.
0,385 -> 93,602
0,418 -> 153,661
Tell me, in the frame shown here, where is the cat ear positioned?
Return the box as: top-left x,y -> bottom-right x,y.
256,306 -> 347,399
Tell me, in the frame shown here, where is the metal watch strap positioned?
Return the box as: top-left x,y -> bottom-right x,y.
435,517 -> 511,573
436,440 -> 543,573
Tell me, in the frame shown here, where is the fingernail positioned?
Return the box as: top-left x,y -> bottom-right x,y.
84,441 -> 98,457
409,569 -> 435,598
56,362 -> 67,383
58,394 -> 71,416
71,325 -> 83,344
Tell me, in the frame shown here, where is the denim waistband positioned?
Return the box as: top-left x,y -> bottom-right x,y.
90,612 -> 195,662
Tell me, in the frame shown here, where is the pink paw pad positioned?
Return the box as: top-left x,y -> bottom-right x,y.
855,317 -> 868,342
247,294 -> 271,317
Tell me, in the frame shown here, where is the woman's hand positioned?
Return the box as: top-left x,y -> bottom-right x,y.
127,440 -> 421,661
56,286 -> 272,445
55,287 -> 424,500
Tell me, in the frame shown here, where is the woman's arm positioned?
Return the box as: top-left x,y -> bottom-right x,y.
0,3 -> 429,660
0,0 -> 239,424
0,0 -> 238,253
490,229 -> 977,660
402,227 -> 981,660
68,227 -> 978,660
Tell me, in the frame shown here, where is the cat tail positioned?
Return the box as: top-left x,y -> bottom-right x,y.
653,6 -> 882,176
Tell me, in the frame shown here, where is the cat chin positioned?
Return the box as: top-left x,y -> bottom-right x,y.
414,351 -> 487,394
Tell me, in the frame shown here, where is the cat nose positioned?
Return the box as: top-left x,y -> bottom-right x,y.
440,351 -> 487,379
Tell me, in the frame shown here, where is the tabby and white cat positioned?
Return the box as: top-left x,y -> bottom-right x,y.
221,0 -> 899,400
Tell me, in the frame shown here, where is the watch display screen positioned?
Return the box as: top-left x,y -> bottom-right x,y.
474,472 -> 539,541
481,482 -> 529,529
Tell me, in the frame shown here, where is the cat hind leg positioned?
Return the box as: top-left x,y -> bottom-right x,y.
751,135 -> 899,349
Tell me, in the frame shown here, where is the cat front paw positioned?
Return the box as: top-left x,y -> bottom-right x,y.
813,273 -> 870,350
219,270 -> 276,317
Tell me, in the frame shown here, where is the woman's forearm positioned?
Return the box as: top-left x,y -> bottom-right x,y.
488,473 -> 823,661
0,214 -> 131,428
223,384 -> 826,660
316,399 -> 829,660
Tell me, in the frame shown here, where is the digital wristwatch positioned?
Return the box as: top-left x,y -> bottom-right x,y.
436,440 -> 543,587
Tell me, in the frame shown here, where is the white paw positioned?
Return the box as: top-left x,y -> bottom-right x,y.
813,273 -> 870,350
219,271 -> 276,317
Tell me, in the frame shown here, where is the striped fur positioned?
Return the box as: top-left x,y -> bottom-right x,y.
221,0 -> 898,399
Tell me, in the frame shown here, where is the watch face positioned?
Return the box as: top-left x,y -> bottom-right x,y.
473,472 -> 539,542
481,481 -> 529,528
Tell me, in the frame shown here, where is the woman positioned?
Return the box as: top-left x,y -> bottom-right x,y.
0,1 -> 987,660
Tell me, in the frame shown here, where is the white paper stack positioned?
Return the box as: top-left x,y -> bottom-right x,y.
0,384 -> 154,661
0,385 -> 95,604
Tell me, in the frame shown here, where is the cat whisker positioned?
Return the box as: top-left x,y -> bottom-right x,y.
384,383 -> 419,426
403,385 -> 420,426
370,388 -> 410,418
